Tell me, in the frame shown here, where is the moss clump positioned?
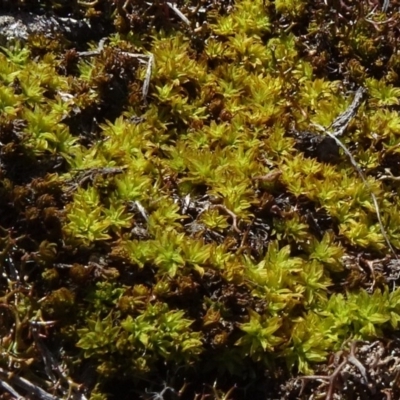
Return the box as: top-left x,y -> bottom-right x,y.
2,0 -> 400,399
41,287 -> 75,319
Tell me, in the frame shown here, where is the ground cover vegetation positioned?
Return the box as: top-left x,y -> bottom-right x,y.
1,0 -> 400,399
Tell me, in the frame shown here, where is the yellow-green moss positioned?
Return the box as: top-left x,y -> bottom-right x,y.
2,0 -> 400,399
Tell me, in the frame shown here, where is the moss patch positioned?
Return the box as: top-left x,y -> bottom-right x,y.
1,0 -> 400,399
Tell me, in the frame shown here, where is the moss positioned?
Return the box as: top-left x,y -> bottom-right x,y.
41,287 -> 75,319
2,0 -> 400,399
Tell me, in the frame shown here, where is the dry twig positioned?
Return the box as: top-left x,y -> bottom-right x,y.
77,39 -> 154,104
299,342 -> 368,400
0,366 -> 61,400
313,87 -> 398,260
211,204 -> 241,233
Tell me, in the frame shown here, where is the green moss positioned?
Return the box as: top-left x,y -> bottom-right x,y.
275,0 -> 307,17
2,0 -> 400,398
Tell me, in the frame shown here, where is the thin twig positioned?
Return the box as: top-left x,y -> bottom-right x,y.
31,322 -> 61,386
348,341 -> 369,384
167,2 -> 191,26
313,87 -> 398,260
252,170 -> 282,182
382,0 -> 390,12
330,87 -> 366,137
76,39 -> 154,105
76,37 -> 108,58
300,358 -> 348,400
300,341 -> 369,400
325,130 -> 398,259
142,53 -> 154,105
0,367 -> 61,400
0,379 -> 23,399
379,169 -> 400,182
211,204 -> 241,233
134,200 -> 149,222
